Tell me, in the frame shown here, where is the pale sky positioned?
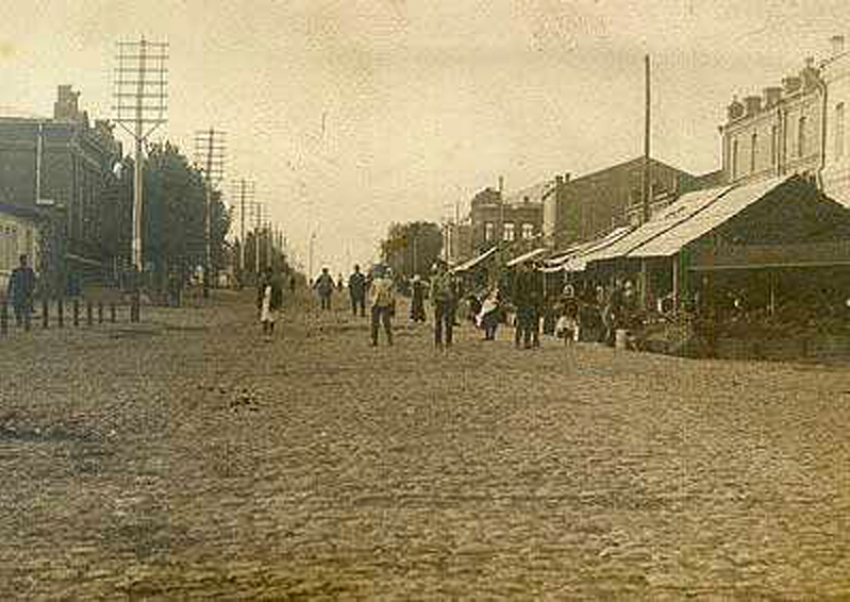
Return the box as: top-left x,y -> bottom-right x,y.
2,0 -> 849,275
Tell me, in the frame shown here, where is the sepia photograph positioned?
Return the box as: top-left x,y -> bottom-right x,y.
1,0 -> 850,598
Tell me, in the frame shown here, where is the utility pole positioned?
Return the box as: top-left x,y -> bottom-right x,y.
194,128 -> 226,298
309,231 -> 317,283
642,54 -> 652,225
113,37 -> 168,272
641,54 -> 653,311
231,178 -> 255,279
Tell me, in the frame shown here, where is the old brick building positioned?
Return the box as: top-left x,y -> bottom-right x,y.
0,86 -> 127,291
821,35 -> 850,207
720,58 -> 825,187
469,182 -> 546,254
544,157 -> 697,249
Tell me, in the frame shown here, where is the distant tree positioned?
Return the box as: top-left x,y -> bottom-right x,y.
380,221 -> 443,278
142,141 -> 230,287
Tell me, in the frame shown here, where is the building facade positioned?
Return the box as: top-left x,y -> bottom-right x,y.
719,58 -> 825,187
546,157 -> 697,249
0,204 -> 41,292
0,86 -> 127,290
469,182 -> 546,254
821,36 -> 850,206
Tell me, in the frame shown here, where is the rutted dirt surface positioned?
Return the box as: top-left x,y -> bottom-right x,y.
1,291 -> 849,599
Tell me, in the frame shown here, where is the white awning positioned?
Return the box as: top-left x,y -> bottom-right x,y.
628,176 -> 792,258
561,226 -> 634,272
450,247 -> 498,273
506,247 -> 547,268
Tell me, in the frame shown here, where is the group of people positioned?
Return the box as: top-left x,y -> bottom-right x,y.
259,256 -> 642,351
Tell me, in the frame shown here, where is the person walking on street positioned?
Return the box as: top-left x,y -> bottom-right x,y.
409,274 -> 426,323
512,262 -> 536,349
257,266 -> 284,341
7,254 -> 36,328
314,267 -> 335,311
529,262 -> 544,348
348,264 -> 367,317
369,265 -> 395,346
430,260 -> 456,349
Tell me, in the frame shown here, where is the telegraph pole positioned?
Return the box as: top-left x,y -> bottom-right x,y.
113,37 -> 168,272
642,54 -> 652,225
194,128 -> 226,298
231,178 -> 255,280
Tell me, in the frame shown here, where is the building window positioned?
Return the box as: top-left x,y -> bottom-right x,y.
750,132 -> 758,173
771,125 -> 779,166
836,103 -> 845,159
731,138 -> 739,180
522,223 -> 534,240
798,116 -> 807,157
503,223 -> 515,242
484,222 -> 494,242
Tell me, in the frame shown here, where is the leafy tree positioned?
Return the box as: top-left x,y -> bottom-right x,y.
141,141 -> 230,287
380,221 -> 443,278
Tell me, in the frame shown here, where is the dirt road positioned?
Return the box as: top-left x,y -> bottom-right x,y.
1,291 -> 848,599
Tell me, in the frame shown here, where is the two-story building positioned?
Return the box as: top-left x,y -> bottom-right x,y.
0,86 -> 127,292
821,35 -> 850,206
469,182 -> 546,254
719,58 -> 825,187
544,157 -> 698,250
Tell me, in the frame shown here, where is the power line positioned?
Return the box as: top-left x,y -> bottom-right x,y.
113,37 -> 169,271
194,127 -> 226,299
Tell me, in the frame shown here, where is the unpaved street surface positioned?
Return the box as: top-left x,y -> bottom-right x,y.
1,291 -> 849,599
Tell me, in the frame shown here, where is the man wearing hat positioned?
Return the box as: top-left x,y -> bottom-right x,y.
369,264 -> 395,346
429,259 -> 456,349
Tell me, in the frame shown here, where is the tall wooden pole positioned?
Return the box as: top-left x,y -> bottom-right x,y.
642,54 -> 651,225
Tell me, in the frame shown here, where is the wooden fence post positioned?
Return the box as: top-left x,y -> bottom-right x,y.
86,301 -> 93,327
58,299 -> 64,328
73,299 -> 80,327
42,298 -> 49,329
110,303 -> 116,323
98,302 -> 104,324
0,301 -> 7,336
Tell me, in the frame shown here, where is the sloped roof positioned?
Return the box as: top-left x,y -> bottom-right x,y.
506,247 -> 548,268
585,184 -> 735,264
629,176 -> 792,258
558,227 -> 634,272
451,246 -> 497,273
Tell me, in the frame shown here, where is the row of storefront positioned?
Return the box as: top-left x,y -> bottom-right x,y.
450,174 -> 850,357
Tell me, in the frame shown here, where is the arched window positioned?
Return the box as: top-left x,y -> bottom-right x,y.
750,132 -> 758,173
731,138 -> 739,180
771,125 -> 779,165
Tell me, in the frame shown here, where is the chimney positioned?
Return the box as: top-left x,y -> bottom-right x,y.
498,176 -> 504,195
54,85 -> 81,121
831,35 -> 846,57
782,75 -> 802,95
764,86 -> 782,108
564,172 -> 571,182
728,96 -> 745,121
744,95 -> 762,116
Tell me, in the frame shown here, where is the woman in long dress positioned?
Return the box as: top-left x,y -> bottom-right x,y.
257,267 -> 283,340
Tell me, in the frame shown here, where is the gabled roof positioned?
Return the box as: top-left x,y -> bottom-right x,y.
585,183 -> 736,264
451,246 -> 498,274
629,176 -> 792,258
506,247 -> 548,268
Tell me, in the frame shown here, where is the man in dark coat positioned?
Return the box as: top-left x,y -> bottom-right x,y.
512,262 -> 539,350
348,264 -> 367,317
7,254 -> 36,328
314,267 -> 335,311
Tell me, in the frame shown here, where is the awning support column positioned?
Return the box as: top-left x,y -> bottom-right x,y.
672,252 -> 680,311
